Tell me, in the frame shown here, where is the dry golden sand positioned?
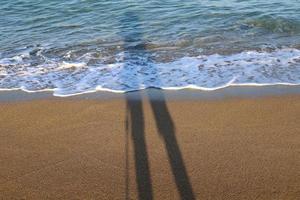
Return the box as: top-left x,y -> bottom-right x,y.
0,94 -> 299,199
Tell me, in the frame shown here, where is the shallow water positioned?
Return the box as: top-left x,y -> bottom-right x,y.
1,0 -> 300,96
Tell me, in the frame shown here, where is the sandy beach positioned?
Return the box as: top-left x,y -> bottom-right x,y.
1,0 -> 300,199
0,91 -> 299,199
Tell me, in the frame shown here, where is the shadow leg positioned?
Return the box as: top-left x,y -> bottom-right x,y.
126,94 -> 153,200
149,92 -> 195,200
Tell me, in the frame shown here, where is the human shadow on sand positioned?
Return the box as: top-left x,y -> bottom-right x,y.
120,11 -> 195,200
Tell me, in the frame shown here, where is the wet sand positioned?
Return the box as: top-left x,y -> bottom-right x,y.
0,93 -> 299,199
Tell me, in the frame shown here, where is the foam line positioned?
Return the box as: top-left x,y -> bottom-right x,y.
0,48 -> 300,97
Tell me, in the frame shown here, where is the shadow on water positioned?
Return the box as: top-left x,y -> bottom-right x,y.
120,11 -> 195,200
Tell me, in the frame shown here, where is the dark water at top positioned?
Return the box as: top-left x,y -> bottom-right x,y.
1,0 -> 300,54
0,0 -> 300,96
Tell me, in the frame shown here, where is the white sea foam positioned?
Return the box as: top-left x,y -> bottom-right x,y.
0,48 -> 300,96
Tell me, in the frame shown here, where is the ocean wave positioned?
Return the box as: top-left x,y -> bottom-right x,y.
0,48 -> 300,97
244,15 -> 300,34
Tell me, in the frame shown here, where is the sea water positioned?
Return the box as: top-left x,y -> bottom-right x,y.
1,0 -> 300,96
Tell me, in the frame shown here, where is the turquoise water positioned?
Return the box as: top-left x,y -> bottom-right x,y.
1,0 -> 300,96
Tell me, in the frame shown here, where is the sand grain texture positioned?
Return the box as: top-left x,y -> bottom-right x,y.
0,95 -> 299,199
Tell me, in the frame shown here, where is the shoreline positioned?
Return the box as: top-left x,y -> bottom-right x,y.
0,84 -> 300,102
0,91 -> 299,199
